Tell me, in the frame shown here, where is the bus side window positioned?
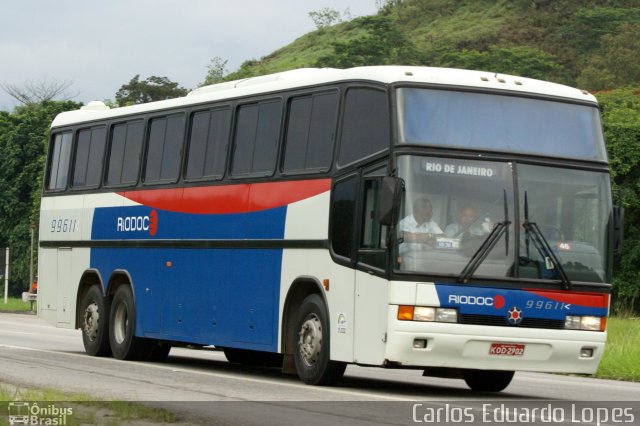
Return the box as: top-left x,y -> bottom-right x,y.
186,108 -> 231,180
46,132 -> 73,191
358,176 -> 388,270
106,120 -> 144,186
72,127 -> 106,189
338,88 -> 390,167
283,92 -> 337,174
231,99 -> 282,177
145,114 -> 185,184
330,175 -> 359,261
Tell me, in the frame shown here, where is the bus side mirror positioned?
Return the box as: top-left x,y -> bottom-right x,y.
613,205 -> 624,256
379,177 -> 403,226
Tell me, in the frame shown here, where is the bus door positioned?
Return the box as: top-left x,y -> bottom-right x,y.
354,166 -> 389,365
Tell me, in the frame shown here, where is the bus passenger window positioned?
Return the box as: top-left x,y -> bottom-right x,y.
283,92 -> 337,173
106,120 -> 144,186
145,115 -> 185,184
72,127 -> 106,189
338,88 -> 390,167
231,100 -> 282,177
186,108 -> 230,180
47,132 -> 73,191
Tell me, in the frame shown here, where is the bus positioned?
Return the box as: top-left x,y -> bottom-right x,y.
39,66 -> 619,391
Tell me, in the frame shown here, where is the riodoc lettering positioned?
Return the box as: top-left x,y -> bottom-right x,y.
449,294 -> 494,306
116,210 -> 158,236
117,216 -> 149,232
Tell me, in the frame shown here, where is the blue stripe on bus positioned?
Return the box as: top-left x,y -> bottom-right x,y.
90,205 -> 287,351
435,284 -> 608,320
91,205 -> 287,240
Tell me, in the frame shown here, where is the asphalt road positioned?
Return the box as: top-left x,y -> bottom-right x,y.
1,312 -> 639,425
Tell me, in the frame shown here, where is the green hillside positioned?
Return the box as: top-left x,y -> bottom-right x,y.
225,0 -> 640,91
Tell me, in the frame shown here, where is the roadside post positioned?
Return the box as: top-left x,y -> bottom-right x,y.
2,247 -> 8,304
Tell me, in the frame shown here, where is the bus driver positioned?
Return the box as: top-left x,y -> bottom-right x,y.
398,197 -> 443,254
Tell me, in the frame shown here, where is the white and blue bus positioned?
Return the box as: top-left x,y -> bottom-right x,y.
39,66 -> 617,391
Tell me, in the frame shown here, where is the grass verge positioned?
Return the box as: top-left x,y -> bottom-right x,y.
0,382 -> 178,425
596,317 -> 640,382
0,297 -> 35,313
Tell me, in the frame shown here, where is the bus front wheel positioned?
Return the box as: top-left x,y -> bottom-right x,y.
109,285 -> 149,360
462,369 -> 514,392
294,294 -> 346,386
80,285 -> 111,356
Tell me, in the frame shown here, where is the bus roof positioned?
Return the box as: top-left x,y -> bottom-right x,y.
51,66 -> 597,128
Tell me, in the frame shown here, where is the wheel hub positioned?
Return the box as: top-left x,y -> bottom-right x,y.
298,314 -> 322,367
83,302 -> 100,342
113,302 -> 129,345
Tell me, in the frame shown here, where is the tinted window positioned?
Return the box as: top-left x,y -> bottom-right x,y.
73,126 -> 106,189
330,175 -> 358,259
145,114 -> 185,183
338,88 -> 390,167
283,92 -> 337,173
231,100 -> 282,177
47,132 -> 73,191
397,88 -> 607,161
186,108 -> 231,180
106,120 -> 144,186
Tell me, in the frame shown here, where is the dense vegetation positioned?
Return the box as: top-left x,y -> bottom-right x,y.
0,0 -> 638,312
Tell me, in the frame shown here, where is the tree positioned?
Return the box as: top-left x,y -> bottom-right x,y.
316,15 -> 418,68
577,24 -> 640,91
0,100 -> 82,295
597,88 -> 640,314
1,78 -> 75,106
435,45 -> 570,84
115,75 -> 188,106
308,8 -> 341,29
201,56 -> 229,86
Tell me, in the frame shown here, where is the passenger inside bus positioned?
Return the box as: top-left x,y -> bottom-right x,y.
444,205 -> 491,238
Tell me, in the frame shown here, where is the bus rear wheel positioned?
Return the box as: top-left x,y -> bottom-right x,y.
109,285 -> 149,360
294,294 -> 346,386
80,285 -> 111,356
462,369 -> 514,392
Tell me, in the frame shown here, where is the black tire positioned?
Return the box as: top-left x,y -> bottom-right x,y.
109,285 -> 149,360
294,294 -> 346,386
145,340 -> 171,362
224,348 -> 283,368
463,369 -> 515,392
79,285 -> 111,357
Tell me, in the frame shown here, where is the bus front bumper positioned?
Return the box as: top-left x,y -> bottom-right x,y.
385,308 -> 606,374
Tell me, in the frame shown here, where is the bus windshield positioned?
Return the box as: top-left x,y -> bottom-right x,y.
396,155 -> 611,283
397,88 -> 607,162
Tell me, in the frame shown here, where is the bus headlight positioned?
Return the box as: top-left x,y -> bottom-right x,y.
565,315 -> 605,331
435,308 -> 458,323
398,306 -> 458,323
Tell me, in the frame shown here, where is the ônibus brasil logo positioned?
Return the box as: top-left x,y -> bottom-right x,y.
116,210 -> 158,237
7,402 -> 73,425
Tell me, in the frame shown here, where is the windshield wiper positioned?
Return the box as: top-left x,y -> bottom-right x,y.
523,192 -> 572,291
458,190 -> 511,284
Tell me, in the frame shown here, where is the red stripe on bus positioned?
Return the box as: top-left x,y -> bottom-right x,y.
118,179 -> 331,214
524,290 -> 608,308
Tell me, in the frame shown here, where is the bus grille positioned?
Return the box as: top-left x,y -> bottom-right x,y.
459,314 -> 565,329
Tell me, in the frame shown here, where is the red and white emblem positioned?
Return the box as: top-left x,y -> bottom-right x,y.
507,306 -> 523,325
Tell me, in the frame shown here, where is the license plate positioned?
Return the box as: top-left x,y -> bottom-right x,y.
489,343 -> 525,356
